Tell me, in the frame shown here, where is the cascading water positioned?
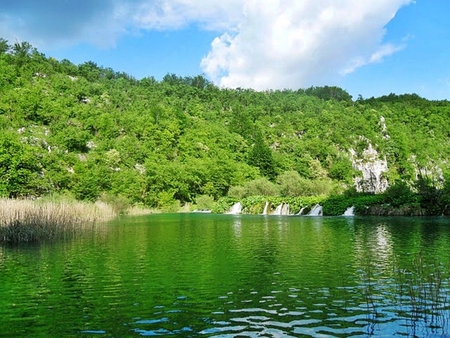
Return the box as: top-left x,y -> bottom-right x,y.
272,204 -> 283,215
227,202 -> 242,215
262,202 -> 270,215
343,206 -> 354,216
272,203 -> 289,215
281,203 -> 290,215
297,207 -> 306,215
307,204 -> 323,216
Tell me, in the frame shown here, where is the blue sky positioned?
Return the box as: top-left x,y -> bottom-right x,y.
0,0 -> 448,100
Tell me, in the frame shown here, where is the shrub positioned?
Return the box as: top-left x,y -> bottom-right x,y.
243,178 -> 280,197
228,185 -> 246,199
157,190 -> 180,212
384,180 -> 418,208
194,194 -> 214,211
213,197 -> 238,214
100,193 -> 130,215
414,176 -> 443,215
322,195 -> 352,216
277,171 -> 303,196
353,194 -> 386,214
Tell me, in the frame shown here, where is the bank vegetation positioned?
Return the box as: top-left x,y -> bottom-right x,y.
1,39 -> 450,225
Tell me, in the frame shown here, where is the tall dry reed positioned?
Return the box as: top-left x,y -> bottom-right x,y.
0,198 -> 116,243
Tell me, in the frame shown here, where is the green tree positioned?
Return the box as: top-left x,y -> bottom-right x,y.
12,41 -> 33,59
248,133 -> 277,180
277,171 -> 303,196
243,178 -> 280,196
415,175 -> 442,215
384,180 -> 417,208
0,38 -> 9,54
0,131 -> 44,197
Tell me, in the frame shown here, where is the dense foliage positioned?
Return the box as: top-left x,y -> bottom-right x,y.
1,39 -> 450,214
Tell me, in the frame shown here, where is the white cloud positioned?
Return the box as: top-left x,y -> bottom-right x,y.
132,0 -> 243,31
0,0 -> 413,89
199,0 -> 413,90
343,43 -> 406,75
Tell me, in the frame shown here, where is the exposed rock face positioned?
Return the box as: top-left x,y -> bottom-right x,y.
380,116 -> 390,139
350,144 -> 389,193
410,155 -> 445,188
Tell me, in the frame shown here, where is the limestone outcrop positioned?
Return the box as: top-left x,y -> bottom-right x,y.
350,144 -> 388,194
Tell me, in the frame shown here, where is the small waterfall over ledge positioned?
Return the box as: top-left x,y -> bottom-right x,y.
343,206 -> 354,216
272,204 -> 282,215
296,207 -> 306,215
307,204 -> 323,216
227,202 -> 242,215
272,203 -> 290,215
262,202 -> 270,215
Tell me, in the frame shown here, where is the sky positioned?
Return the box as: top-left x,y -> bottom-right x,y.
0,0 -> 449,100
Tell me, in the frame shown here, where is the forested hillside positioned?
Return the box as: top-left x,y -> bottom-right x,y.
1,39 -> 450,212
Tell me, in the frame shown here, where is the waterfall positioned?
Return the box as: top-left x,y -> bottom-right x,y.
227,202 -> 242,215
307,204 -> 323,216
272,204 -> 283,215
281,203 -> 290,215
296,207 -> 306,215
272,203 -> 289,215
262,202 -> 270,215
343,206 -> 354,216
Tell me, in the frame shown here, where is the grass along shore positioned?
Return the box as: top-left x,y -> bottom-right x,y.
0,198 -> 118,243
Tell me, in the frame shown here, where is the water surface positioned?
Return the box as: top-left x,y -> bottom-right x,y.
1,214 -> 450,337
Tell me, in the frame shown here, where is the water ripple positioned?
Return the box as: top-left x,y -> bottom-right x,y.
2,215 -> 450,337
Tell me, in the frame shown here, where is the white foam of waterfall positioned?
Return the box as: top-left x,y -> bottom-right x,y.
272,204 -> 283,215
307,204 -> 323,216
272,203 -> 290,215
343,206 -> 354,216
227,202 -> 242,215
297,207 -> 306,215
262,202 -> 269,215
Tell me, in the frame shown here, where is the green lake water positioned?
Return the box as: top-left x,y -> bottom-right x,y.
1,214 -> 450,337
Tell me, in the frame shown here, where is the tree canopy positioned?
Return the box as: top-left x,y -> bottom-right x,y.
1,39 -> 450,210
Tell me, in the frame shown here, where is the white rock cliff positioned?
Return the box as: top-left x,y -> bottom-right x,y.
350,144 -> 389,194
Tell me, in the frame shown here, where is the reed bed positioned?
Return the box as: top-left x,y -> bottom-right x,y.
0,198 -> 116,243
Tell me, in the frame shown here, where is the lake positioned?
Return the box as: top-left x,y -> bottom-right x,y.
1,214 -> 450,337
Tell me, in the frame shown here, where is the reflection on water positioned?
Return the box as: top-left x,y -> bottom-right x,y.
232,216 -> 242,238
0,215 -> 450,337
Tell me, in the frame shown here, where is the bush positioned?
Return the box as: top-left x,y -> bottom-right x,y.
157,190 -> 181,212
384,180 -> 418,207
277,171 -> 303,197
228,186 -> 246,199
243,178 -> 280,197
322,195 -> 352,216
353,194 -> 386,214
414,176 -> 443,215
194,194 -> 214,211
100,193 -> 130,215
213,197 -> 238,214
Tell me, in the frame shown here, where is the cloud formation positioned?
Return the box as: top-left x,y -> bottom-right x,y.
200,0 -> 413,89
132,0 -> 243,31
0,0 -> 413,89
